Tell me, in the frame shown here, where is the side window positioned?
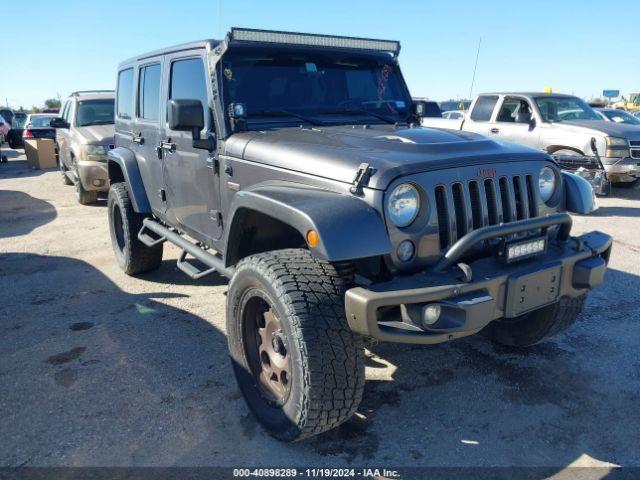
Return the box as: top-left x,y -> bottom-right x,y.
137,64 -> 161,121
117,68 -> 134,119
497,97 -> 532,123
170,57 -> 209,113
60,101 -> 70,121
63,101 -> 74,123
470,95 -> 499,122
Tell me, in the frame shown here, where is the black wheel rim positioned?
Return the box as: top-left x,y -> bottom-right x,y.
112,204 -> 126,252
241,290 -> 292,406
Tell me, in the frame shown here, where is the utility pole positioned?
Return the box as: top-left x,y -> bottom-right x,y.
468,37 -> 482,99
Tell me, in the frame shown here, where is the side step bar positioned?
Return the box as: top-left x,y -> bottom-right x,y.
138,218 -> 235,280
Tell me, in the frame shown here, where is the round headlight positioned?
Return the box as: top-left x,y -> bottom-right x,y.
387,183 -> 420,227
539,166 -> 557,203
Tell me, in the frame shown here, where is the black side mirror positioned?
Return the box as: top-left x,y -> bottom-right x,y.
412,100 -> 428,118
50,117 -> 69,129
167,99 -> 215,152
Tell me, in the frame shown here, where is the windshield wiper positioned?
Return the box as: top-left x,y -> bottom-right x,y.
251,109 -> 325,126
329,107 -> 399,125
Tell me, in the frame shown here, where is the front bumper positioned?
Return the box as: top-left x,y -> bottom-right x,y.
345,225 -> 612,344
77,160 -> 109,191
602,156 -> 640,183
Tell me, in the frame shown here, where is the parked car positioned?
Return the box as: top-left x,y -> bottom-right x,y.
423,92 -> 640,183
595,108 -> 640,125
106,28 -> 612,442
442,110 -> 466,120
0,115 -> 8,161
0,114 -> 9,141
7,113 -> 27,147
0,109 -> 14,128
20,114 -> 57,144
51,91 -> 115,204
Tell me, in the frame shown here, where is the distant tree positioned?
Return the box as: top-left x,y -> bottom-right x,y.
31,106 -> 40,113
44,98 -> 61,109
18,106 -> 25,112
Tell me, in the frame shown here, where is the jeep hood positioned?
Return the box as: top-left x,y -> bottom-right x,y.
226,125 -> 549,190
561,120 -> 640,139
74,124 -> 115,145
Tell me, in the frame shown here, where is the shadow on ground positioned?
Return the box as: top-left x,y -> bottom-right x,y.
1,253 -> 638,473
0,190 -> 57,238
0,150 -> 55,179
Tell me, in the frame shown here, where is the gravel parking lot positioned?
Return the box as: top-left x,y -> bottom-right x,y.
1,147 -> 639,472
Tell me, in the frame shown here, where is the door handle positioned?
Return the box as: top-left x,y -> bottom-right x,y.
159,140 -> 176,152
490,128 -> 499,134
132,132 -> 144,144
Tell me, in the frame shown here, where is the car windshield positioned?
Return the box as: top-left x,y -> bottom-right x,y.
220,48 -> 411,127
29,116 -> 54,128
76,99 -> 115,127
534,96 -> 600,123
603,109 -> 640,125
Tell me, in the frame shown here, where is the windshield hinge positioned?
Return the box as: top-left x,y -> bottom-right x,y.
350,163 -> 376,196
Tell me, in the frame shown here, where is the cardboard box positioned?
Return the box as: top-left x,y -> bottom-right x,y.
24,139 -> 57,169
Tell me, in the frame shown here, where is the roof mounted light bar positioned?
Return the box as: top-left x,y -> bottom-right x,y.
229,27 -> 400,55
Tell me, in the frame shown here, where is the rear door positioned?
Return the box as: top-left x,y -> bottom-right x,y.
463,95 -> 500,136
161,51 -> 222,242
133,59 -> 168,216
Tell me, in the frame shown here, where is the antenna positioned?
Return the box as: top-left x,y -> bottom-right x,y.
468,37 -> 482,99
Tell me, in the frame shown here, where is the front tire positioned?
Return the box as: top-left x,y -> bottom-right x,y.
75,179 -> 98,204
108,183 -> 163,275
482,295 -> 586,347
227,249 -> 365,442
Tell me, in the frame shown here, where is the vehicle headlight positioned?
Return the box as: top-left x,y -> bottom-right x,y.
85,144 -> 108,156
538,166 -> 557,203
605,136 -> 628,147
387,183 -> 420,227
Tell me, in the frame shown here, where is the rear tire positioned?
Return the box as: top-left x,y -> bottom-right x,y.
75,179 -> 98,204
482,295 -> 586,347
108,182 -> 163,275
227,249 -> 365,441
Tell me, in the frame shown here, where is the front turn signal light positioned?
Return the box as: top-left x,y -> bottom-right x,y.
306,230 -> 319,248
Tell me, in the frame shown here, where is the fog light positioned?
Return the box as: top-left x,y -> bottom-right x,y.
397,240 -> 415,262
423,304 -> 441,326
506,238 -> 546,262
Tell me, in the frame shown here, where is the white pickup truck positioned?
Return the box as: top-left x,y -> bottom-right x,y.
422,92 -> 640,183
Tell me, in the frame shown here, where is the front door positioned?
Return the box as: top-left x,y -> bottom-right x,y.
492,96 -> 540,149
161,52 -> 222,242
133,59 -> 167,216
56,100 -> 73,169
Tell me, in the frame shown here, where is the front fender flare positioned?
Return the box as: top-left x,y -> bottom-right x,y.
224,185 -> 391,266
107,147 -> 151,213
562,171 -> 596,214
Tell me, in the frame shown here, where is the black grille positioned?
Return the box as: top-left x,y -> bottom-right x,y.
435,175 -> 538,250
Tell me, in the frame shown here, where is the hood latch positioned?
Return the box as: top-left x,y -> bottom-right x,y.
350,163 -> 376,196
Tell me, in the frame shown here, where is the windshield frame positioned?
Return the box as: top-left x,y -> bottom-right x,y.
218,45 -> 414,132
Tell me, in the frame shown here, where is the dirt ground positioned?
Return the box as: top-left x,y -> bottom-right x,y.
1,147 -> 638,473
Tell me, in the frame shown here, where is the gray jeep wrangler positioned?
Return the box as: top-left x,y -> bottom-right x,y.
107,28 -> 612,441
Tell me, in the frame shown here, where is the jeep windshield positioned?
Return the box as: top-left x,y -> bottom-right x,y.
76,99 -> 115,127
534,96 -> 600,123
220,47 -> 412,128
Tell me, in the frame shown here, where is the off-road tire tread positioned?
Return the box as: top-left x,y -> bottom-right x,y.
108,182 -> 163,275
483,294 -> 586,347
232,249 -> 365,441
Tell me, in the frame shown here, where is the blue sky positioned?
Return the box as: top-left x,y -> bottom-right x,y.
2,0 -> 639,108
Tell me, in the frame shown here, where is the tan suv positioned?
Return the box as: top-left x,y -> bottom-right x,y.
52,91 -> 115,204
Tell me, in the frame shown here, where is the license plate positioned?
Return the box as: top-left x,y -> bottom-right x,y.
504,265 -> 562,318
